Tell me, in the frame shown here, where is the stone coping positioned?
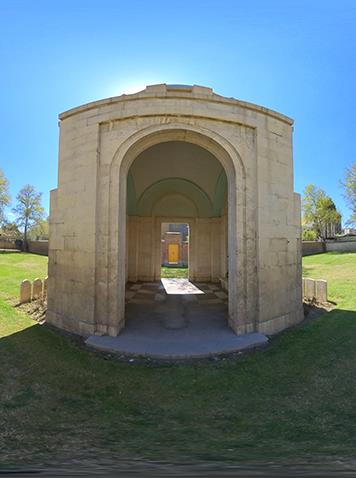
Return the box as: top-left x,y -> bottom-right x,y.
85,332 -> 268,360
59,83 -> 293,125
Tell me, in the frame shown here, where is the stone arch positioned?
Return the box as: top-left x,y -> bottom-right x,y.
151,193 -> 198,217
103,122 -> 248,336
212,169 -> 228,217
136,177 -> 213,217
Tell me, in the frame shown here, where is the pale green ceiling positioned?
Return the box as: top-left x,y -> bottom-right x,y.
127,173 -> 227,218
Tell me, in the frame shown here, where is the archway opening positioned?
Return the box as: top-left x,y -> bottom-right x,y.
124,140 -> 229,328
161,222 -> 189,279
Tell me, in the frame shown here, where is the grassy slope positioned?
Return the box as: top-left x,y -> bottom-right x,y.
161,266 -> 189,279
0,251 -> 48,301
303,251 -> 356,309
0,252 -> 356,465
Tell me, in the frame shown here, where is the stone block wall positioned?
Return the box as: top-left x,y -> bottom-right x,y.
28,240 -> 49,256
325,240 -> 356,253
302,241 -> 326,256
47,84 -> 303,338
0,237 -> 18,249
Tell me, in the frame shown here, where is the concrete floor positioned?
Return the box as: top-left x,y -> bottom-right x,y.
86,279 -> 268,359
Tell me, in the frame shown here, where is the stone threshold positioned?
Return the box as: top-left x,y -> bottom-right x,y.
85,332 -> 268,360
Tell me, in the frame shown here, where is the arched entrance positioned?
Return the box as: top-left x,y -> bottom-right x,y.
105,124 -> 248,336
126,141 -> 228,281
49,84 -> 303,346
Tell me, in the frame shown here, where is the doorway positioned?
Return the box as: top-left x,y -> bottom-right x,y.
161,222 -> 189,279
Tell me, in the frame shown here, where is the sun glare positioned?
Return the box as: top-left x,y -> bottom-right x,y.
120,82 -> 148,95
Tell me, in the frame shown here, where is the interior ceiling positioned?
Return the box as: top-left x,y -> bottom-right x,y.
128,141 -> 227,218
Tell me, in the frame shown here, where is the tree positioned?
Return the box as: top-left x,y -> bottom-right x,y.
302,228 -> 317,241
0,168 -> 10,225
302,184 -> 342,240
0,221 -> 21,237
341,163 -> 356,226
12,185 -> 45,248
28,217 -> 49,240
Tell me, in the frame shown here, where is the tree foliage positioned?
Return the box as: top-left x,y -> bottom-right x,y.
341,163 -> 356,226
0,168 -> 10,225
302,184 -> 341,240
302,228 -> 317,241
28,217 -> 49,240
12,185 -> 45,245
0,222 -> 21,237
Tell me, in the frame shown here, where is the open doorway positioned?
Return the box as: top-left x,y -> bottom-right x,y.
161,223 -> 189,279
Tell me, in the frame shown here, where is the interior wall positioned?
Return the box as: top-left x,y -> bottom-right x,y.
127,216 -> 227,282
126,140 -> 228,284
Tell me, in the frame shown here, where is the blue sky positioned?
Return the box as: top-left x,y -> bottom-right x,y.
1,0 -> 355,223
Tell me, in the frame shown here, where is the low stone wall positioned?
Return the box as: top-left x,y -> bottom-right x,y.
302,239 -> 356,256
302,241 -> 325,256
325,240 -> 356,253
28,240 -> 48,256
0,238 -> 49,255
0,237 -> 18,250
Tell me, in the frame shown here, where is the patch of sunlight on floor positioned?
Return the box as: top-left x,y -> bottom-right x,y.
161,278 -> 205,295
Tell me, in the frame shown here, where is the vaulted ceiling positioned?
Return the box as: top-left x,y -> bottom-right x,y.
127,141 -> 227,218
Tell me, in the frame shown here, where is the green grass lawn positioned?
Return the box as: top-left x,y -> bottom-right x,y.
0,251 -> 356,466
161,266 -> 189,279
303,251 -> 356,309
0,251 -> 48,301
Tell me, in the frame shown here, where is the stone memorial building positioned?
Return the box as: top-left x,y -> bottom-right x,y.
47,84 -> 303,340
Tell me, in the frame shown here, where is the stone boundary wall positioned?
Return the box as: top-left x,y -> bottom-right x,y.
0,237 -> 18,250
0,238 -> 49,255
325,241 -> 356,253
302,240 -> 356,256
302,241 -> 325,256
28,240 -> 49,256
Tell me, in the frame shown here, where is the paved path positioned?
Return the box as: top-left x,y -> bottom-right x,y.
86,280 -> 268,359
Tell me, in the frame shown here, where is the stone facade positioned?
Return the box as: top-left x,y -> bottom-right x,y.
47,84 -> 303,338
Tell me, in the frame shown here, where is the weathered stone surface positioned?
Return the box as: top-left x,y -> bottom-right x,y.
20,280 -> 31,304
304,278 -> 315,300
154,293 -> 166,303
43,276 -> 48,299
315,279 -> 328,302
32,278 -> 43,300
47,84 -> 302,339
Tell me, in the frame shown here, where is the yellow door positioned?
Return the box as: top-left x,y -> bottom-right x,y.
168,244 -> 179,263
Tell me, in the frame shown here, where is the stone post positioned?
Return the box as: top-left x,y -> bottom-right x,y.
32,278 -> 43,300
304,278 -> 315,300
315,279 -> 328,302
19,280 -> 31,304
43,276 -> 48,300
